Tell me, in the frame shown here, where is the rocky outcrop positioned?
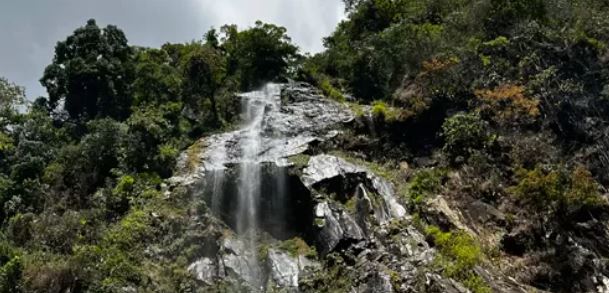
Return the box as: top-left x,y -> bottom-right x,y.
266,249 -> 319,289
313,201 -> 366,255
171,83 -> 537,292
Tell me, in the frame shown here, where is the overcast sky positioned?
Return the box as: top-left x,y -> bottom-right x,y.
0,0 -> 345,98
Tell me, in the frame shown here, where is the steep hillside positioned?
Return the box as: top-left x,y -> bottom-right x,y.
0,1 -> 608,292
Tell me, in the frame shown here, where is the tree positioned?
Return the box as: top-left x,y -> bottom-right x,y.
0,77 -> 25,160
221,21 -> 299,90
40,19 -> 134,121
0,77 -> 25,125
133,48 -> 182,106
182,45 -> 226,125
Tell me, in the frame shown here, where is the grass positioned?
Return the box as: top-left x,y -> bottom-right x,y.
405,168 -> 447,204
319,78 -> 346,102
347,102 -> 366,118
288,153 -> 311,169
278,237 -> 317,258
185,139 -> 204,172
371,100 -> 402,122
425,225 -> 491,293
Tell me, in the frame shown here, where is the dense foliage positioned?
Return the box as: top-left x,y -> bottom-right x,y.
0,19 -> 298,291
312,0 -> 609,291
1,0 -> 609,291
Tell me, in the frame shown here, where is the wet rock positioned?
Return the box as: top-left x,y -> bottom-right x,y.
301,154 -> 365,187
303,154 -> 406,222
423,273 -> 470,293
174,83 -> 536,292
176,83 -> 353,176
188,257 -> 218,285
314,201 -> 365,255
355,271 -> 394,293
266,249 -> 319,289
221,237 -> 264,288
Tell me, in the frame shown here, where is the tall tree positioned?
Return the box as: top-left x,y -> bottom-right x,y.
40,19 -> 134,121
183,44 -> 227,125
221,21 -> 299,90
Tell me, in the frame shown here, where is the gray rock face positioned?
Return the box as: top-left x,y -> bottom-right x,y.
222,237 -> 264,288
355,271 -> 394,293
176,83 -> 533,293
187,257 -> 219,285
175,82 -> 353,177
314,201 -> 366,255
303,154 -> 406,223
266,249 -> 319,289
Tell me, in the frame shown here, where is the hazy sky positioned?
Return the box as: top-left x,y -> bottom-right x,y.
0,0 -> 345,98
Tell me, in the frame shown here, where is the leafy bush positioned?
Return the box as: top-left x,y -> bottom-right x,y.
278,237 -> 317,258
406,168 -> 446,203
441,113 -> 489,160
425,225 -> 490,293
22,253 -> 80,293
474,84 -> 540,125
510,165 -> 605,213
103,209 -> 155,252
0,242 -> 22,293
319,78 -> 346,102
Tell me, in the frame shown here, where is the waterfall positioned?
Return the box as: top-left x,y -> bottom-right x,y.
213,83 -> 282,287
188,82 -> 360,289
236,83 -> 280,234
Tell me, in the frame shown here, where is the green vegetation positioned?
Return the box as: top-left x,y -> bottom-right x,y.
0,17 -> 300,291
405,168 -> 446,203
510,165 -> 606,214
425,225 -> 491,293
288,153 -> 311,169
319,78 -> 346,102
1,0 -> 609,291
278,237 -> 317,258
441,113 -> 490,161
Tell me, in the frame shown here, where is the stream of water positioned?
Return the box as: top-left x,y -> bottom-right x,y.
213,84 -> 284,286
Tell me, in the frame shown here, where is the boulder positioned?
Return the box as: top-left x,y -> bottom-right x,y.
266,249 -> 319,289
314,201 -> 366,255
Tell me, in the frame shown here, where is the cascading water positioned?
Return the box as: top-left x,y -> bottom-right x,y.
209,84 -> 285,288
189,82 -> 357,290
236,84 -> 280,236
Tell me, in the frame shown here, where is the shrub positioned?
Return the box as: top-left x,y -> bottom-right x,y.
73,244 -> 141,289
474,84 -> 540,125
510,165 -> 605,214
29,211 -> 86,254
103,209 -> 154,252
406,168 -> 446,203
371,100 -> 401,122
425,226 -> 490,293
108,173 -> 163,217
510,166 -> 563,210
0,242 -> 21,293
441,113 -> 489,160
22,254 -> 80,293
566,166 -> 605,209
7,213 -> 34,247
372,100 -> 389,118
278,237 -> 316,258
421,56 -> 460,73
320,78 -> 346,102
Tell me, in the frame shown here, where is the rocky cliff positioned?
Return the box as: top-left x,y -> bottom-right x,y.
154,83 -> 609,292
